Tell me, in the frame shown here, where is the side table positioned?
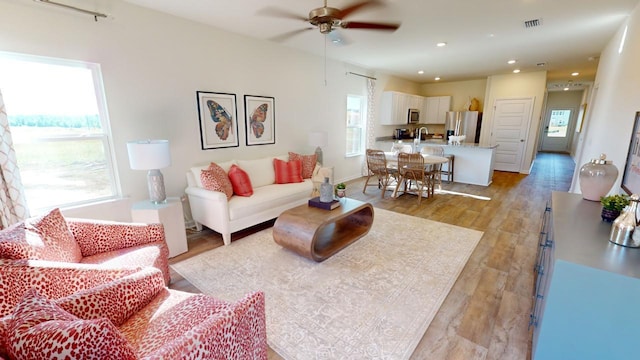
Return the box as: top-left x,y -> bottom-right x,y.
131,197 -> 188,258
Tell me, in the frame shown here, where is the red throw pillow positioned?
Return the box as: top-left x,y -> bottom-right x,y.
288,152 -> 317,179
228,165 -> 254,197
201,162 -> 234,199
274,159 -> 303,184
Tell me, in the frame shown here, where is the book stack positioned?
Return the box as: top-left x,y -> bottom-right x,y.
308,197 -> 340,210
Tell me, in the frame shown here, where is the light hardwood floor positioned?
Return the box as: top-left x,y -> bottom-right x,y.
169,152 -> 575,360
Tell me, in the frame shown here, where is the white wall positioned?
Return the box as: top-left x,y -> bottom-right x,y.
0,0 -> 418,218
570,1 -> 640,195
482,71 -> 548,174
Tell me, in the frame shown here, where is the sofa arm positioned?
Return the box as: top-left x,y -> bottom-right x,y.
0,259 -> 140,317
185,186 -> 228,202
67,219 -> 166,257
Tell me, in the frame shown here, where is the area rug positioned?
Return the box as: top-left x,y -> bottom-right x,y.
171,208 -> 483,360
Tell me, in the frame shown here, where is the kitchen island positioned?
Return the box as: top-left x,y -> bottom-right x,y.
375,137 -> 497,186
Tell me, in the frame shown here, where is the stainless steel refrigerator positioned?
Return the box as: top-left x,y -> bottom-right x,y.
445,111 -> 482,143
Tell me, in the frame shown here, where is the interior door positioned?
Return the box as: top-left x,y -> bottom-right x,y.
540,107 -> 576,152
492,98 -> 534,172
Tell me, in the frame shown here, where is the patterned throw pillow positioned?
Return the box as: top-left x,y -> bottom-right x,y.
0,222 -> 43,260
288,152 -> 317,179
228,165 -> 254,197
7,289 -> 136,360
201,162 -> 234,199
274,159 -> 303,184
24,208 -> 83,263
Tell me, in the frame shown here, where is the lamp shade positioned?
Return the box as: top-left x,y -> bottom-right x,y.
127,140 -> 171,170
308,131 -> 328,147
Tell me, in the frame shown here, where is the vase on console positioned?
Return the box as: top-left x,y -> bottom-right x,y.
578,154 -> 618,201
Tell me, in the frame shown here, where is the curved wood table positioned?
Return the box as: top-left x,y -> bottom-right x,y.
273,198 -> 374,262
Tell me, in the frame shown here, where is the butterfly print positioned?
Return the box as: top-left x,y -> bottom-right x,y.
250,103 -> 268,138
207,100 -> 233,141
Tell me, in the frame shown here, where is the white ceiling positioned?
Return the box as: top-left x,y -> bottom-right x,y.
120,0 -> 638,85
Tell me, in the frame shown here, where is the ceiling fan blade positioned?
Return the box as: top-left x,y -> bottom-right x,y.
337,0 -> 383,20
341,21 -> 400,31
268,28 -> 314,43
257,7 -> 308,22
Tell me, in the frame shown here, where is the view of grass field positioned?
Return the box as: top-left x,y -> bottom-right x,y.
10,126 -> 114,210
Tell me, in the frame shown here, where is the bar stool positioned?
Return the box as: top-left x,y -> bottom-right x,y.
442,154 -> 455,182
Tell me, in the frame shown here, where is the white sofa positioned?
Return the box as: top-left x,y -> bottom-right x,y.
185,155 -> 333,246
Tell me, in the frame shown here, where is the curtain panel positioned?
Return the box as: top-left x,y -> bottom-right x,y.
0,89 -> 29,228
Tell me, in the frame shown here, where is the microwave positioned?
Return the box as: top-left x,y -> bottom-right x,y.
408,109 -> 420,124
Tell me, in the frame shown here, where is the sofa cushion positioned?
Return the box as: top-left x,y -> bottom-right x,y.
201,163 -> 233,199
274,159 -> 303,184
289,152 -> 317,179
237,156 -> 278,188
25,208 -> 83,263
7,289 -> 136,360
190,160 -> 236,188
228,180 -> 312,221
228,165 -> 253,197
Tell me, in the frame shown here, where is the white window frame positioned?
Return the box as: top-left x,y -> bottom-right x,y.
346,94 -> 367,157
0,51 -> 120,213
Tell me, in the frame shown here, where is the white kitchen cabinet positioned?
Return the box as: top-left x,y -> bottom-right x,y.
379,91 -> 410,125
407,94 -> 423,111
423,96 -> 451,124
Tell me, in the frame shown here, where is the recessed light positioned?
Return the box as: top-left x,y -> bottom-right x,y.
435,77 -> 441,81
571,72 -> 579,76
513,69 -> 521,73
418,70 -> 424,74
564,87 -> 570,91
507,59 -> 517,65
436,42 -> 447,47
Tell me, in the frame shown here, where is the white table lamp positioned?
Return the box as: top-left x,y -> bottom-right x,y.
308,131 -> 328,165
127,140 -> 171,204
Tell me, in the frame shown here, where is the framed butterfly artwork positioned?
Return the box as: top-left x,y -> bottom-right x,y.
196,91 -> 239,150
244,95 -> 275,146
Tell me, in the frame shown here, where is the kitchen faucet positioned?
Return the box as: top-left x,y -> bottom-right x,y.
415,127 -> 429,142
413,127 -> 429,151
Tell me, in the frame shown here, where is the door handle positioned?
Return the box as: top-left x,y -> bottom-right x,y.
520,139 -> 525,142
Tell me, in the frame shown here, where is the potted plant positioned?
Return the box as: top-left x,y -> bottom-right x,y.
335,183 -> 346,198
600,194 -> 630,222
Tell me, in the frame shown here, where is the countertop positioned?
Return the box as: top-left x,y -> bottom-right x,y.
376,136 -> 497,149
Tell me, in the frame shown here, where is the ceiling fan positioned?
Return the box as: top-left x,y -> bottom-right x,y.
260,0 -> 400,43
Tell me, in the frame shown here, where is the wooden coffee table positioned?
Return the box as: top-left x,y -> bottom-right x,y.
273,198 -> 374,262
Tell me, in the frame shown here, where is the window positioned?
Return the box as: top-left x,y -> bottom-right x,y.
346,94 -> 366,157
0,53 -> 118,212
548,109 -> 571,138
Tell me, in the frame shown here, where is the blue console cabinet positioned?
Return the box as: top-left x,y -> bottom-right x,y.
531,192 -> 640,359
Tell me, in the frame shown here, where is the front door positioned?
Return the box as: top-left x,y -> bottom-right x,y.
492,98 -> 534,172
540,107 -> 576,152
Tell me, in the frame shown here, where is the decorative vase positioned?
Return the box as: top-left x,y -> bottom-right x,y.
601,208 -> 621,222
319,177 -> 333,203
578,154 -> 619,201
336,188 -> 346,198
